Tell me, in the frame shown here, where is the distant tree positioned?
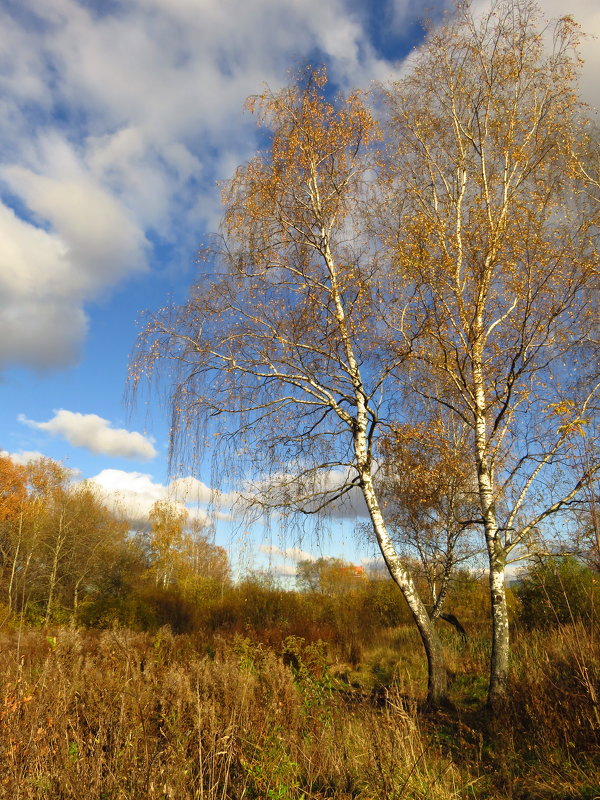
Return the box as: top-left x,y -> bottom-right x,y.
0,457 -> 134,622
0,455 -> 27,522
24,458 -> 73,622
0,455 -> 28,612
176,520 -> 231,601
516,556 -> 598,629
147,500 -> 189,588
146,500 -> 230,597
296,557 -> 366,595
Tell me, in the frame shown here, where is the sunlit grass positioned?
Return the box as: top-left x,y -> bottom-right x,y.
0,621 -> 597,799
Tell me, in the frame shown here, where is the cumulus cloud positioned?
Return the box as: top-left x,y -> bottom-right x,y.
87,468 -> 192,527
0,449 -> 46,466
170,475 -> 238,509
19,409 -> 157,460
260,544 -> 316,562
251,466 -> 369,520
2,0 -> 597,372
87,468 -> 233,528
0,0 -> 396,371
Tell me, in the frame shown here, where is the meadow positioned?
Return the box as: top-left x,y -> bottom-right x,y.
0,581 -> 597,800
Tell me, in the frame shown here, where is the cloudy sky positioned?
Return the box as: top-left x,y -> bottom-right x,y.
1,0 -> 598,574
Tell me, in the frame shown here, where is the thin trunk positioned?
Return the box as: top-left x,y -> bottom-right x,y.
431,568 -> 450,620
7,506 -> 23,612
479,461 -> 510,707
45,511 -> 65,625
73,574 -> 86,617
45,546 -> 60,624
313,182 -> 447,704
360,469 -> 448,705
472,300 -> 510,709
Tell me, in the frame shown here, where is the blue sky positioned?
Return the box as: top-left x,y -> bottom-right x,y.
1,0 -> 598,577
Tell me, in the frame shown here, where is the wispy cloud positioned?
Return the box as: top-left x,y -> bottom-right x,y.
260,544 -> 316,562
19,409 -> 157,460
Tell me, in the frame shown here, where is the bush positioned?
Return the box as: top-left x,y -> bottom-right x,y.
515,556 -> 598,629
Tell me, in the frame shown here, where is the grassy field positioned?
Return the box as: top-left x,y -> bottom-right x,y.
0,620 -> 597,799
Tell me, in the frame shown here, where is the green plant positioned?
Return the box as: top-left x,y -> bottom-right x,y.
516,557 -> 598,629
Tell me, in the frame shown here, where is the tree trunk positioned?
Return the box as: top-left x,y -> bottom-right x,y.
472,331 -> 511,710
488,557 -> 510,708
45,512 -> 66,625
7,507 -> 23,612
360,470 -> 448,706
45,546 -> 60,625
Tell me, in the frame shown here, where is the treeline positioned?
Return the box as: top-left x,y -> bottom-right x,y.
1,454 -> 596,650
0,454 -> 228,629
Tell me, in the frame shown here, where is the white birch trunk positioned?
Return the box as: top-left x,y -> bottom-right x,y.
359,467 -> 448,704
488,555 -> 509,706
472,325 -> 510,708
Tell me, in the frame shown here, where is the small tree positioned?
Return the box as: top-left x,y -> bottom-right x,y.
516,555 -> 598,629
133,71 -> 450,704
0,457 -> 132,622
380,0 -> 599,706
0,455 -> 28,612
380,408 -> 481,629
147,500 -> 189,589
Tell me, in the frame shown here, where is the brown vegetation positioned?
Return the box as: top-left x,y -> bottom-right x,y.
1,450 -> 598,797
0,618 -> 597,800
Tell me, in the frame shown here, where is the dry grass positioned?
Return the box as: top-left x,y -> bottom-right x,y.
0,626 -> 466,800
0,622 -> 597,799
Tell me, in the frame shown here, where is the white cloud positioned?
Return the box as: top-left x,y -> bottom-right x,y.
260,544 -> 316,562
169,475 -> 236,520
250,466 -> 369,519
87,467 -> 228,528
268,562 -> 299,578
0,449 -> 46,466
170,475 -> 234,505
2,0 -> 596,372
87,468 -> 184,527
0,0 -> 396,370
0,141 -> 148,369
19,409 -> 157,460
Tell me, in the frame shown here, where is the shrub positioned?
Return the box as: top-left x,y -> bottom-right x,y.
515,556 -> 598,630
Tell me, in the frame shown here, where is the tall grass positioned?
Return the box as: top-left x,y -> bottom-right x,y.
0,621 -> 597,799
0,626 -> 464,800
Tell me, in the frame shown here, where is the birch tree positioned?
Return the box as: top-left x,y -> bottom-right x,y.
381,0 -> 599,707
132,71 -> 450,704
